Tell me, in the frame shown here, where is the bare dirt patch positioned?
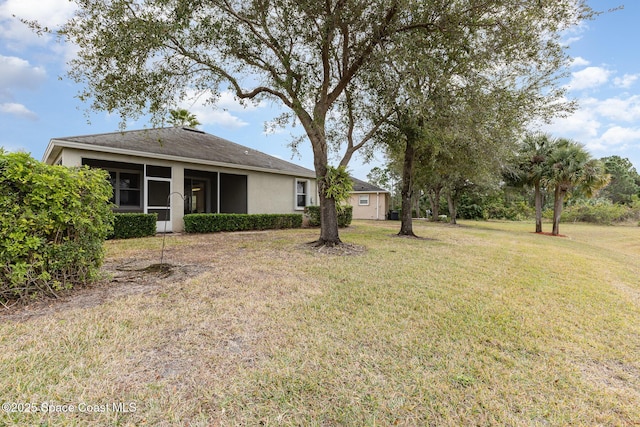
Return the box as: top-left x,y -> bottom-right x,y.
0,231 -> 314,322
0,259 -> 212,323
301,241 -> 366,256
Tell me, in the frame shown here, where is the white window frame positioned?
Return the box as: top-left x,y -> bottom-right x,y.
295,178 -> 310,210
358,194 -> 370,206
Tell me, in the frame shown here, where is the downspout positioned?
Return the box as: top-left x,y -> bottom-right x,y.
376,192 -> 380,220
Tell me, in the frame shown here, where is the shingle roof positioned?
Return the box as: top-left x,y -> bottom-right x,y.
50,127 -> 315,177
351,176 -> 389,193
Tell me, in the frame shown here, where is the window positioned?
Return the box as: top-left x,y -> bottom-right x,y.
82,159 -> 144,210
295,179 -> 309,210
109,170 -> 142,208
359,194 -> 370,206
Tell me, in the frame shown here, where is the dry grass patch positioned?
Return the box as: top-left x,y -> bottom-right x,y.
1,222 -> 639,425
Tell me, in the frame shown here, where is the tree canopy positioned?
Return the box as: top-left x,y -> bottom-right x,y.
544,139 -> 609,235
31,0 -> 594,245
167,109 -> 201,128
599,156 -> 640,205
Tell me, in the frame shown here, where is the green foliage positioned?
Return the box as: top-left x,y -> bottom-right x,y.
457,203 -> 484,220
599,156 -> 640,205
485,201 -> 534,221
168,109 -> 201,128
304,206 -> 353,228
321,166 -> 353,205
184,214 -> 302,233
560,199 -> 640,225
0,151 -> 114,302
110,213 -> 157,239
337,205 -> 353,227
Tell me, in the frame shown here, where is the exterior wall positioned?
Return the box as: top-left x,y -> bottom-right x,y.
247,174 -> 317,214
349,192 -> 389,220
56,147 -> 316,232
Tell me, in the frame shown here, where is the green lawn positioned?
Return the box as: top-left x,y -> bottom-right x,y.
1,220 -> 638,426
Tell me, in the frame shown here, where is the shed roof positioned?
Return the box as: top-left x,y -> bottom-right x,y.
44,127 -> 315,177
351,176 -> 389,193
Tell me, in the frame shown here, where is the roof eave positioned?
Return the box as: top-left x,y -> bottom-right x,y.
48,139 -> 316,178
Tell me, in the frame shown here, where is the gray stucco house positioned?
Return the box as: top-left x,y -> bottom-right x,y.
43,127 -> 317,232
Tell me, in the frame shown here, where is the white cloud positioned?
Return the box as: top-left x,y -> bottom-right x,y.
566,66 -> 612,91
0,0 -> 76,30
570,57 -> 590,67
595,95 -> 640,122
541,100 -> 601,139
196,109 -> 249,129
217,91 -> 265,112
0,55 -> 47,99
613,73 -> 639,89
0,102 -> 37,120
0,0 -> 78,62
597,126 -> 640,150
539,93 -> 640,159
176,89 -> 268,128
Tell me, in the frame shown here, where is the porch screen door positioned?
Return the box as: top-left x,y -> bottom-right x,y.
145,167 -> 172,232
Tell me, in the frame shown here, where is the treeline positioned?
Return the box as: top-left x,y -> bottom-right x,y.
369,134 -> 640,233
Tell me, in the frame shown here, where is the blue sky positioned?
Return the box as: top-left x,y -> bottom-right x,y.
1,1 -> 639,181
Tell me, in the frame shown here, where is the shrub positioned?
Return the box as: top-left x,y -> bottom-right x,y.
561,200 -> 632,224
457,203 -> 484,220
110,213 -> 157,239
485,201 -> 534,221
304,205 -> 353,227
184,213 -> 303,233
0,151 -> 114,303
305,206 -> 321,226
337,205 -> 353,227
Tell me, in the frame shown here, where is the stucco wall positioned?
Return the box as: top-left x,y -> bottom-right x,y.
56,147 -> 317,232
349,192 -> 389,220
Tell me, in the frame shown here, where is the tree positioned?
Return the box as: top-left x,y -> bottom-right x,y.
36,1 -> 439,246
599,156 -> 640,205
168,109 -> 201,128
31,0 -> 594,246
545,139 -> 609,235
369,1 -> 591,237
505,133 -> 558,233
367,166 -> 401,209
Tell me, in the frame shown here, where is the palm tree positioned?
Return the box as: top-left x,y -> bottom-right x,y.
544,139 -> 609,235
168,109 -> 201,128
510,133 -> 557,233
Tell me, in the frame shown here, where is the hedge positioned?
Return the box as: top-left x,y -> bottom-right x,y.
0,151 -> 114,303
304,205 -> 353,227
109,213 -> 157,239
183,213 -> 303,233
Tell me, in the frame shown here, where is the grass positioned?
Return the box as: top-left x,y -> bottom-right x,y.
1,220 -> 639,426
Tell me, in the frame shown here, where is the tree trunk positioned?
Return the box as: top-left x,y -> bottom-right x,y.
552,185 -> 565,236
398,138 -> 416,236
429,187 -> 441,221
447,190 -> 457,225
318,190 -> 341,245
534,181 -> 543,233
309,131 -> 341,246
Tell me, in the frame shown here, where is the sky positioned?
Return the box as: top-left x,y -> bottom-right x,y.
1,1 -> 639,181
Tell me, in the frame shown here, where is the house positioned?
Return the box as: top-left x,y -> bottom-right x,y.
43,127 -> 317,232
348,177 -> 390,220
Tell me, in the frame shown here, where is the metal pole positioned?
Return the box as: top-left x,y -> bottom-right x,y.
161,192 -> 185,265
